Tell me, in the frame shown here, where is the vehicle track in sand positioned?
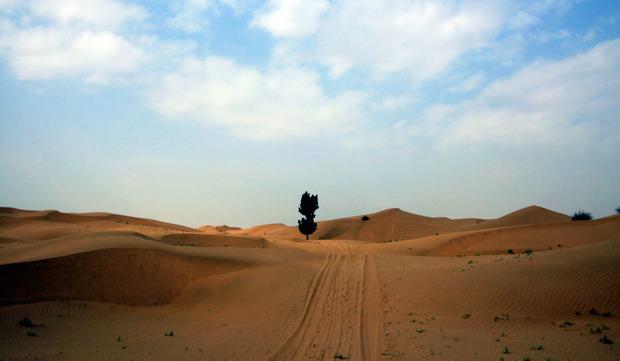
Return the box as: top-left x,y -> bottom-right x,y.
269,241 -> 382,361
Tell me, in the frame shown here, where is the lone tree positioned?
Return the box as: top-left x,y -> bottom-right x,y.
616,206 -> 620,214
298,191 -> 319,240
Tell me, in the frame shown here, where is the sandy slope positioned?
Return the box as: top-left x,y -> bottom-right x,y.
0,207 -> 619,360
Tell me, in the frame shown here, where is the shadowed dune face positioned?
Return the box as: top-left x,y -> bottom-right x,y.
0,248 -> 247,306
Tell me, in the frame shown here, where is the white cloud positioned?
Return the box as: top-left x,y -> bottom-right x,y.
252,0 -> 328,38
0,0 -> 147,83
167,0 -> 212,33
399,39 -> 620,147
150,57 -> 365,140
316,0 -> 507,79
371,94 -> 415,112
449,72 -> 486,93
23,0 -> 146,29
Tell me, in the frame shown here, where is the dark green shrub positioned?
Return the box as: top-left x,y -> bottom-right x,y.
571,210 -> 592,221
361,215 -> 370,221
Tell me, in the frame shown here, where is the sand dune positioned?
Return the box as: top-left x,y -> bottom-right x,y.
239,205 -> 572,243
460,205 -> 570,231
0,247 -> 247,306
0,207 -> 197,241
0,206 -> 618,361
231,223 -> 289,236
238,208 -> 484,242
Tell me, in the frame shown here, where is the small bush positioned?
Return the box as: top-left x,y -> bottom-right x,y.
361,215 -> 370,221
523,249 -> 533,255
19,317 -> 34,328
507,249 -> 514,254
601,311 -> 612,318
589,308 -> 600,316
616,207 -> 620,214
599,335 -> 613,345
26,330 -> 37,337
502,346 -> 511,354
164,331 -> 174,337
571,210 -> 592,221
531,345 -> 544,351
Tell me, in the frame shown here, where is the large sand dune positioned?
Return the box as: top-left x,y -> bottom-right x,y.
1,206 -> 618,360
237,205 -> 572,243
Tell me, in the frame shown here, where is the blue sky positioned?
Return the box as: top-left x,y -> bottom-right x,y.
1,0 -> 619,227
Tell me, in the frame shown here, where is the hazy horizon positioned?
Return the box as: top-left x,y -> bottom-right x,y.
1,0 -> 619,228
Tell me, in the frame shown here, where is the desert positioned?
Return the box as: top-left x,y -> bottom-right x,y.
1,205 -> 618,360
2,1 -> 620,360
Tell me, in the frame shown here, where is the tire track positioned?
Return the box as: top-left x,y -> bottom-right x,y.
269,242 -> 382,361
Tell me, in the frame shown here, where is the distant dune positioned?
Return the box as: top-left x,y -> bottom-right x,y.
459,205 -> 570,231
0,207 -> 197,241
198,225 -> 243,234
236,205 -> 573,243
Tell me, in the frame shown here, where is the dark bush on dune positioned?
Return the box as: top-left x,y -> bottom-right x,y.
571,210 -> 592,221
361,215 -> 370,221
616,206 -> 620,214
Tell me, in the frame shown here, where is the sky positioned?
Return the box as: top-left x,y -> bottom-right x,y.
1,0 -> 619,227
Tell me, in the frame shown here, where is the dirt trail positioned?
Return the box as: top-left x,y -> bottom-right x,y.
270,241 -> 383,361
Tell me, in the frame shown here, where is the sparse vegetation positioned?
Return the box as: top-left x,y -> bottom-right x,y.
164,331 -> 174,337
361,215 -> 369,221
334,353 -> 349,360
601,311 -> 612,318
507,249 -> 514,254
297,191 -> 319,240
502,346 -> 511,354
589,308 -> 600,316
18,317 -> 34,327
616,206 -> 620,214
531,345 -> 544,351
116,336 -> 122,342
462,313 -> 471,319
599,335 -> 613,345
26,330 -> 37,337
571,210 -> 592,221
559,321 -> 574,328
494,313 -> 510,322
523,249 -> 533,255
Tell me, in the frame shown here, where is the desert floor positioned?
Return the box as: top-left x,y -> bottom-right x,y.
1,207 -> 619,361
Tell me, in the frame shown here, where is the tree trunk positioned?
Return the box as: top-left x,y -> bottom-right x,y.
306,234 -> 309,240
